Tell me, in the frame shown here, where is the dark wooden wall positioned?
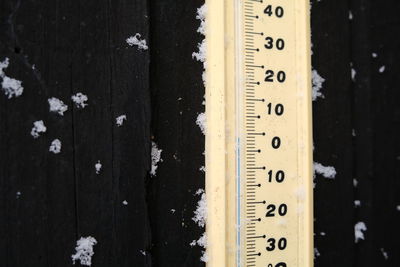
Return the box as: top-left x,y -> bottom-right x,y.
0,0 -> 399,266
312,0 -> 400,266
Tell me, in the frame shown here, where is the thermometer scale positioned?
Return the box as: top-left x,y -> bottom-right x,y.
205,0 -> 313,266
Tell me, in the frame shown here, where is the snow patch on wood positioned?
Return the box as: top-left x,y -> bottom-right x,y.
192,4 -> 207,86
196,112 -> 206,135
150,141 -> 162,176
0,58 -> 24,99
354,221 -> 367,243
71,236 -> 97,266
49,139 -> 62,154
192,189 -> 207,228
95,161 -> 102,174
312,69 -> 325,101
48,97 -> 68,116
116,115 -> 127,127
313,162 -> 336,179
380,248 -> 389,260
31,120 -> 47,138
71,93 -> 88,108
126,33 -> 148,51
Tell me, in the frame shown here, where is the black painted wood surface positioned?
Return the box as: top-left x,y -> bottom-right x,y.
0,0 -> 399,266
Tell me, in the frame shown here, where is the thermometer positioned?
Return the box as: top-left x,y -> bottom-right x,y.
205,0 -> 313,266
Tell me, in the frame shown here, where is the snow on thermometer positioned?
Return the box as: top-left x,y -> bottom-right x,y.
205,0 -> 313,267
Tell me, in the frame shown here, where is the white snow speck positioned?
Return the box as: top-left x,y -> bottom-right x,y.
354,221 -> 367,243
354,200 -> 361,207
139,250 -> 146,256
396,205 -> 400,211
0,58 -> 24,98
193,4 -> 207,86
95,161 -> 102,174
48,97 -> 68,115
122,200 -> 128,206
192,40 -> 206,63
31,120 -> 47,138
313,162 -> 336,179
71,236 -> 97,266
71,93 -> 88,108
349,11 -> 353,20
199,166 -> 205,172
312,69 -> 325,101
196,4 -> 207,35
116,115 -> 127,127
150,141 -> 162,176
192,189 -> 207,228
16,191 -> 21,199
126,33 -> 148,51
170,209 -> 176,214
49,139 -> 62,154
320,232 -> 326,236
196,112 -> 206,135
372,53 -> 378,58
353,178 -> 358,187
379,65 -> 386,73
351,68 -> 357,82
314,248 -> 321,258
380,248 -> 389,260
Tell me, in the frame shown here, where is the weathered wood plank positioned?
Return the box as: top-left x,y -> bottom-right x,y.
147,0 -> 206,266
311,1 -> 355,266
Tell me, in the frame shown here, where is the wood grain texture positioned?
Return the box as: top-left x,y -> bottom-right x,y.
147,1 -> 206,266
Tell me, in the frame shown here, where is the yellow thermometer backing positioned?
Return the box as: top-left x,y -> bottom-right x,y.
205,1 -> 313,267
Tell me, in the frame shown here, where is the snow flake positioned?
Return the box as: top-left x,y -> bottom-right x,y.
31,120 -> 47,138
314,248 -> 321,258
126,33 -> 148,51
192,40 -> 206,63
150,141 -> 162,176
313,162 -> 336,179
49,139 -> 62,154
122,200 -> 128,206
71,236 -> 97,266
71,93 -> 88,108
196,4 -> 207,35
95,161 -> 102,174
193,4 -> 207,86
116,115 -> 127,127
351,68 -> 357,82
353,178 -> 358,187
170,209 -> 176,214
199,166 -> 205,172
372,52 -> 378,58
312,69 -> 325,101
196,112 -> 206,135
380,248 -> 389,260
192,189 -> 207,228
48,97 -> 68,115
396,205 -> 400,211
0,58 -> 24,98
379,65 -> 386,73
349,11 -> 353,20
354,221 -> 367,243
354,200 -> 361,207
139,250 -> 146,256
